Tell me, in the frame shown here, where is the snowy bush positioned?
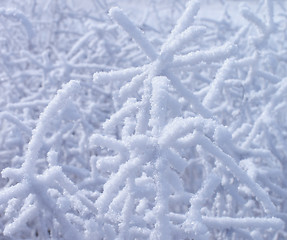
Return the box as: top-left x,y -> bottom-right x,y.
0,0 -> 287,239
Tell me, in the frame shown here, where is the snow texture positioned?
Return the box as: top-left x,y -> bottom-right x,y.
0,0 -> 287,239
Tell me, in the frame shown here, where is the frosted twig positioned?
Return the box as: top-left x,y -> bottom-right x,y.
22,80 -> 81,173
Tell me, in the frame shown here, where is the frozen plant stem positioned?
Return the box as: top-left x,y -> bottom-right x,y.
22,80 -> 81,174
